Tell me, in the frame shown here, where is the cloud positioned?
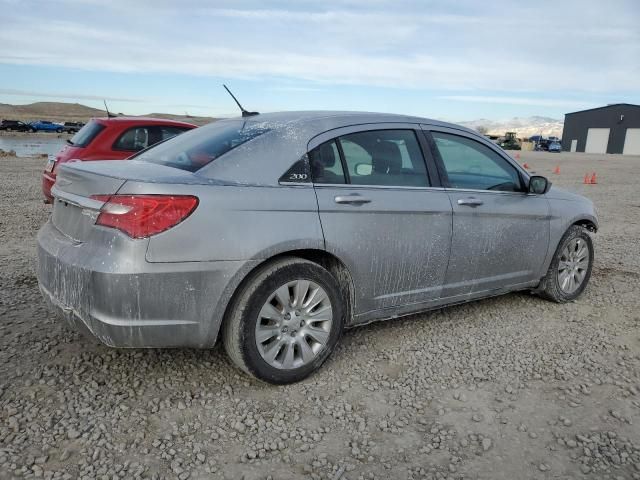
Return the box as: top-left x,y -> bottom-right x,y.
437,95 -> 597,109
0,88 -> 143,103
267,86 -> 325,92
0,0 -> 638,96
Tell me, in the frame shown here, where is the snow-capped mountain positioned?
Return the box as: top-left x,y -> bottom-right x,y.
458,116 -> 563,138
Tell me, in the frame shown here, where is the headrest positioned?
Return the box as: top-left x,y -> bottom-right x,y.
147,130 -> 163,147
372,141 -> 402,174
312,142 -> 336,168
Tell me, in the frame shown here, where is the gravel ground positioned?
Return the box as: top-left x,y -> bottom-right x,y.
1,150 -> 639,480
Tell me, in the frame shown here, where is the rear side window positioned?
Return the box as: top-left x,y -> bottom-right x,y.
308,140 -> 346,184
310,129 -> 429,187
114,127 -> 153,151
160,126 -> 190,141
69,120 -> 105,148
137,121 -> 269,172
114,126 -> 191,152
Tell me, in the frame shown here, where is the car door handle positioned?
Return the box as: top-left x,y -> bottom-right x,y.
457,197 -> 483,207
334,194 -> 372,205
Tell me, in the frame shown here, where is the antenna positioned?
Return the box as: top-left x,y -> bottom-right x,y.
223,85 -> 259,117
103,100 -> 115,118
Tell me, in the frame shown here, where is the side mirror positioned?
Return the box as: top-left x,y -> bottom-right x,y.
528,175 -> 550,194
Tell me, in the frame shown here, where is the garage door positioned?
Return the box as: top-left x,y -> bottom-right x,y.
570,139 -> 577,152
585,128 -> 610,154
623,128 -> 640,155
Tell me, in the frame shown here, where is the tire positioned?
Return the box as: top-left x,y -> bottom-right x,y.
30,128 -> 36,133
223,257 -> 345,384
537,225 -> 594,303
56,128 -> 63,133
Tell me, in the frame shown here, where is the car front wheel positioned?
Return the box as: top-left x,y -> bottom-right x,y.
538,225 -> 594,302
223,257 -> 345,384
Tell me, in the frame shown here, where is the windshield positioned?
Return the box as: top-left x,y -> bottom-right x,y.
136,120 -> 270,172
69,120 -> 105,147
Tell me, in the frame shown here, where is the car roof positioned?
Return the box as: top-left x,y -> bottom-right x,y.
196,110 -> 484,185
93,117 -> 197,128
231,110 -> 475,136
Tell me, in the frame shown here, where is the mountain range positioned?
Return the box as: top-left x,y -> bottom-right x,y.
0,102 -> 215,126
0,102 -> 564,138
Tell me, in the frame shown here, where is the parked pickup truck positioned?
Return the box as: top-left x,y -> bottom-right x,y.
62,122 -> 85,134
0,119 -> 31,132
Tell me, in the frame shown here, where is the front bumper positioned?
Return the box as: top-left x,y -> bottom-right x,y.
37,220 -> 256,348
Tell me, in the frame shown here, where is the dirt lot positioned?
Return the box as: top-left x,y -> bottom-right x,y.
1,150 -> 639,480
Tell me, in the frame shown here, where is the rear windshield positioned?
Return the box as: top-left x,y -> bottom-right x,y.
136,120 -> 270,172
69,120 -> 105,148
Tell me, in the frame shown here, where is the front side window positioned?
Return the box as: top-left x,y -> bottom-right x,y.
432,132 -> 523,192
137,120 -> 269,172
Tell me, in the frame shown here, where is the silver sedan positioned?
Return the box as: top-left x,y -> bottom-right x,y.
37,112 -> 597,384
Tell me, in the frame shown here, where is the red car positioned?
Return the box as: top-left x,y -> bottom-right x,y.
42,117 -> 197,202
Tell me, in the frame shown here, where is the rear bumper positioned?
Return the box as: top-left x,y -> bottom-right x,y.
37,220 -> 257,348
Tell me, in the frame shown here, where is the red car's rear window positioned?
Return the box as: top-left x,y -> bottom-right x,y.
69,120 -> 105,148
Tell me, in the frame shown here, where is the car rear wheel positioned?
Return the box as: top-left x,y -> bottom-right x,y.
223,257 -> 344,384
538,225 -> 593,302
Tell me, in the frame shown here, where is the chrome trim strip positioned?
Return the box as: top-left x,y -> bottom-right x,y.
277,181 -> 313,187
311,183 -> 538,196
51,186 -> 105,210
443,187 -> 533,196
312,183 -> 445,192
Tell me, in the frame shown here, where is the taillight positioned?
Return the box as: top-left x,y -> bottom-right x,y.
90,194 -> 198,239
51,158 -> 80,175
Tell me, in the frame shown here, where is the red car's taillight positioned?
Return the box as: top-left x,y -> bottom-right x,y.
90,194 -> 199,239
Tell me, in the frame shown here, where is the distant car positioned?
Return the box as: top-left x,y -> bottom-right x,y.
36,111 -> 598,384
30,120 -> 64,133
42,117 -> 197,202
62,122 -> 84,134
548,141 -> 561,152
0,119 -> 31,132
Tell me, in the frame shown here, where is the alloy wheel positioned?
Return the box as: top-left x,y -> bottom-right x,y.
557,238 -> 590,294
255,280 -> 333,370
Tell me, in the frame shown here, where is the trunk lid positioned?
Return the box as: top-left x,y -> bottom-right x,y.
51,160 -> 196,242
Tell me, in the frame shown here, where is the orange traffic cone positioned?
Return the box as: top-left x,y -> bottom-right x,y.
523,162 -> 530,169
553,165 -> 560,174
590,172 -> 597,184
583,173 -> 590,184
